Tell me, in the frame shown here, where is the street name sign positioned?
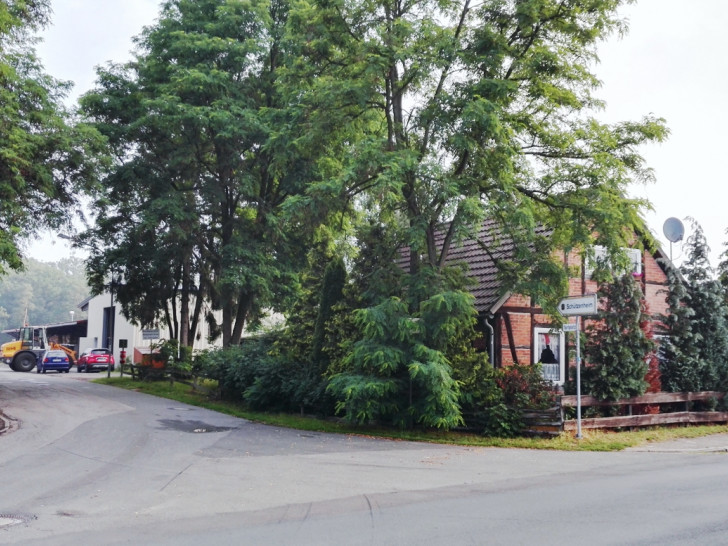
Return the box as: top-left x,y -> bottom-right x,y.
142,329 -> 160,340
557,295 -> 596,440
558,294 -> 597,317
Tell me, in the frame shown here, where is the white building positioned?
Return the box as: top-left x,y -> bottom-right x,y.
78,292 -> 223,364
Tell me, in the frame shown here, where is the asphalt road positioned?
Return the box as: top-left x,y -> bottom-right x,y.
1,367 -> 728,545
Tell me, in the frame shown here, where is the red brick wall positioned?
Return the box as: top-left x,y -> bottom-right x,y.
496,247 -> 670,366
643,251 -> 669,317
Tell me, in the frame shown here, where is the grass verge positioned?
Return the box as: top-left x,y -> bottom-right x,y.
94,376 -> 728,452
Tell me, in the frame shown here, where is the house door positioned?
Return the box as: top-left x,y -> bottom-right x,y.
102,306 -> 115,350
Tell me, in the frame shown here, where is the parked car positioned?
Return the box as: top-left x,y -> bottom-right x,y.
77,348 -> 115,373
37,349 -> 72,374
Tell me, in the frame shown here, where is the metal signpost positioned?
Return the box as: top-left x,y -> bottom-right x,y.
559,294 -> 597,439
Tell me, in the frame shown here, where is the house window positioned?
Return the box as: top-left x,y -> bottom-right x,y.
534,328 -> 565,384
585,246 -> 642,279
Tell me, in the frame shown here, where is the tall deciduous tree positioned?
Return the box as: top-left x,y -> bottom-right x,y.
0,0 -> 104,274
293,0 -> 666,426
290,0 -> 668,312
80,0 -> 316,346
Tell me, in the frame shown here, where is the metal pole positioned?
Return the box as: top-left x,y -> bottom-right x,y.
576,315 -> 582,439
108,276 -> 113,379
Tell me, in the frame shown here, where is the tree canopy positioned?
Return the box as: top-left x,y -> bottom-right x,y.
0,0 -> 105,275
72,0 -> 670,427
79,0 -> 322,346
660,219 -> 728,392
290,0 -> 667,425
289,0 -> 667,313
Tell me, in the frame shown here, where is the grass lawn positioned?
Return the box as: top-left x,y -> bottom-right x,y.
94,376 -> 728,452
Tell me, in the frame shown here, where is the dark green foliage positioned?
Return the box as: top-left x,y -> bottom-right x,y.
717,227 -> 728,303
311,257 -> 347,368
196,344 -> 267,402
79,0 -> 315,347
461,364 -> 556,437
661,220 -> 728,391
198,334 -> 334,414
583,273 -> 654,401
244,357 -> 330,414
453,352 -> 501,418
486,364 -> 556,437
327,293 -> 467,429
274,235 -> 335,365
347,223 -> 404,306
0,0 -> 105,273
659,259 -> 701,392
269,232 -> 352,414
480,404 -> 525,438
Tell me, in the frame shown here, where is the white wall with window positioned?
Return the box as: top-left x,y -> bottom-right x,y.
585,245 -> 642,279
78,292 -> 224,364
77,292 -> 280,364
534,328 -> 565,384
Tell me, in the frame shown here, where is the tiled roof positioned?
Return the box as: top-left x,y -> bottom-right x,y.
399,219 -> 551,314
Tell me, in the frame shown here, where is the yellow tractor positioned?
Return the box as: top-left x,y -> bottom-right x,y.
1,326 -> 76,372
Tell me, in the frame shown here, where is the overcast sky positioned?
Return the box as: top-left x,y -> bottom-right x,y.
28,0 -> 728,269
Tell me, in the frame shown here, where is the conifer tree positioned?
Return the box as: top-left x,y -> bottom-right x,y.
311,257 -> 347,369
717,227 -> 728,300
659,259 -> 701,392
674,220 -> 728,390
584,273 -> 654,401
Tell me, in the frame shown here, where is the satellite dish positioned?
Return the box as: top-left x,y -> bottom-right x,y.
663,217 -> 684,243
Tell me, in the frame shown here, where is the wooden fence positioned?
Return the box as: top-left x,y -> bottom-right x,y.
519,391 -> 728,435
559,391 -> 728,432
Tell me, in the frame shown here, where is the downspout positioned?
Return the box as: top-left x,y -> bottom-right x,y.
484,314 -> 495,367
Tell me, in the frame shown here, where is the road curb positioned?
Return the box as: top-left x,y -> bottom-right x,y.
627,446 -> 728,453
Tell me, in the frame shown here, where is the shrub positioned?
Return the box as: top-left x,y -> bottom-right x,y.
458,363 -> 556,437
197,334 -> 333,415
196,338 -> 276,401
495,363 -> 557,410
480,403 -> 525,438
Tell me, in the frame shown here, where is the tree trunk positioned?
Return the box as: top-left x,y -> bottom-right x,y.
230,293 -> 253,346
180,256 -> 190,347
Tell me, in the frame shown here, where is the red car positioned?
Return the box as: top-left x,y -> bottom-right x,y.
77,348 -> 115,373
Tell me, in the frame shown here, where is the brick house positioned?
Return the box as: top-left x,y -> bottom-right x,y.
422,219 -> 671,384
